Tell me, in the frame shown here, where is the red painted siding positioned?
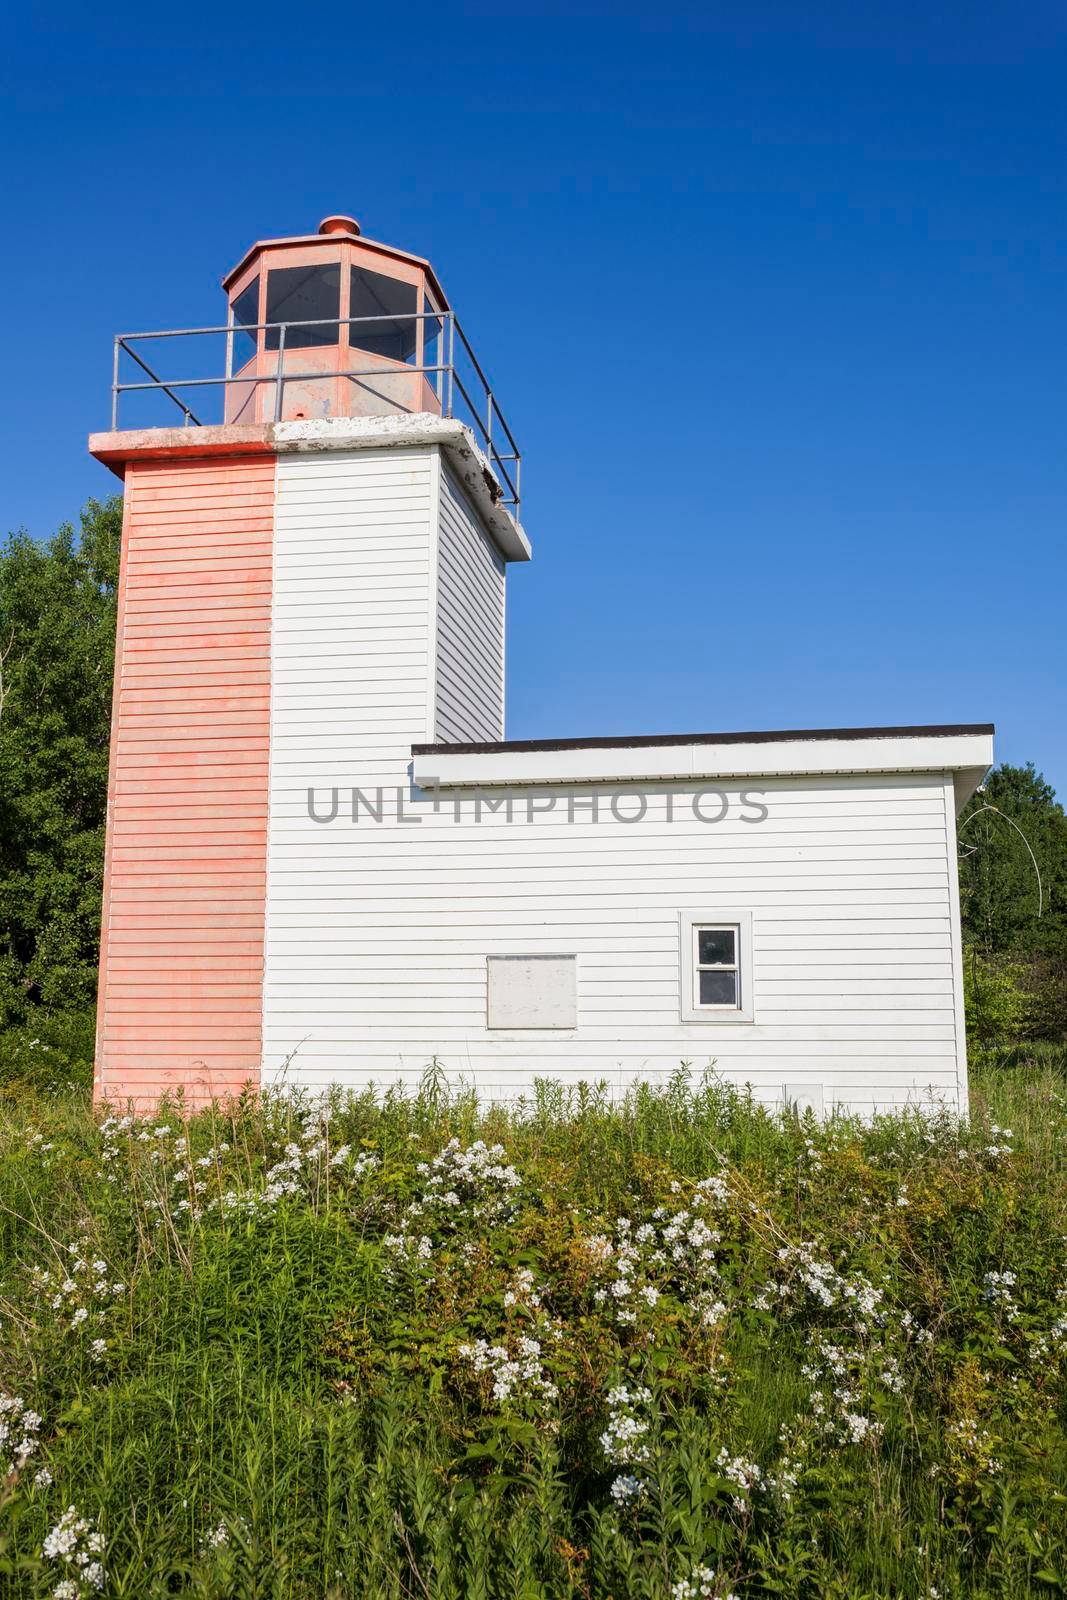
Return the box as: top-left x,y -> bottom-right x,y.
95,456 -> 274,1105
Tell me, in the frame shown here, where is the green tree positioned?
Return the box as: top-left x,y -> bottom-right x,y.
0,497 -> 121,1025
958,763 -> 1067,959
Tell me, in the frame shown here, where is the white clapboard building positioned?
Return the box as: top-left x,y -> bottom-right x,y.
90,214 -> 993,1112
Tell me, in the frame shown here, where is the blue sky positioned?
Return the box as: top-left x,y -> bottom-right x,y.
3,2 -> 1065,790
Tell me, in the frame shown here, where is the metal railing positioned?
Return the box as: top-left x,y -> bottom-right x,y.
110,312 -> 522,516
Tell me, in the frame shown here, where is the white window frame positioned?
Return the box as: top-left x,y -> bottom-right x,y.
679,911 -> 755,1024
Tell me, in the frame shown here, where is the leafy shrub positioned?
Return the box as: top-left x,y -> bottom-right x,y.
0,1009 -> 95,1095
963,949 -> 1034,1053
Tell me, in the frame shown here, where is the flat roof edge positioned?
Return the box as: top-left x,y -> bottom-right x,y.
413,723 -> 996,757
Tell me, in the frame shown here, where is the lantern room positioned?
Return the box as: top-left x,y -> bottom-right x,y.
222,214 -> 449,424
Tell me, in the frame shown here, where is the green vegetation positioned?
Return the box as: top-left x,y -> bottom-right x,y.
959,765 -> 1067,1049
1,1063 -> 1066,1599
0,500 -> 120,1040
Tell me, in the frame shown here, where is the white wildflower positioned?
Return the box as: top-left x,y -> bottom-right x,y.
671,1564 -> 738,1600
610,1473 -> 644,1503
0,1391 -> 44,1475
42,1506 -> 106,1594
983,1270 -> 1019,1321
600,1384 -> 653,1466
457,1336 -> 558,1404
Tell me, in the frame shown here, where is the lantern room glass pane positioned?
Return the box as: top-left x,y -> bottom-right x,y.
231,277 -> 259,372
349,267 -> 418,362
265,264 -> 340,348
423,297 -> 444,395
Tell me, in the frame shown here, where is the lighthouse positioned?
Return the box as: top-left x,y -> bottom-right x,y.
92,215 -> 991,1115
92,214 -> 527,1106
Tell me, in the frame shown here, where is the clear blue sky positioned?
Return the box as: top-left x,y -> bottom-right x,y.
3,2 -> 1065,790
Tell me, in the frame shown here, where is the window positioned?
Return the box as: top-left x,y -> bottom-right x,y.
680,912 -> 754,1023
695,925 -> 740,1007
230,277 -> 259,372
487,955 -> 577,1029
265,264 -> 340,349
349,266 -> 418,361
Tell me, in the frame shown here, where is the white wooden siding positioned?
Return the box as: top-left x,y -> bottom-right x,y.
263,447 -> 966,1113
433,461 -> 505,742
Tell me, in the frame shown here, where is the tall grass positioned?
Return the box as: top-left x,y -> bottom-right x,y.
1,1059 -> 1065,1598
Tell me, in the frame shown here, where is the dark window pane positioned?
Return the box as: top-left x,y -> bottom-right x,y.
349,267 -> 418,362
698,928 -> 736,966
231,277 -> 259,371
265,264 -> 340,349
699,969 -> 738,1006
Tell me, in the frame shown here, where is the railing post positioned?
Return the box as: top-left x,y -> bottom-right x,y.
274,324 -> 287,422
111,338 -> 120,430
486,392 -> 493,455
446,316 -> 455,419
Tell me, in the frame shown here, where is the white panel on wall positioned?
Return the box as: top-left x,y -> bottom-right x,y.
487,955 -> 578,1029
